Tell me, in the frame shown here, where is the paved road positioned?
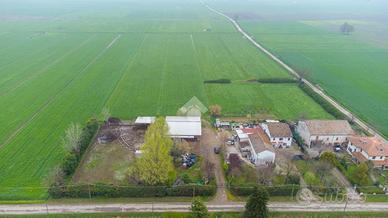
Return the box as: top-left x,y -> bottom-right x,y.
1,202 -> 388,215
204,4 -> 387,142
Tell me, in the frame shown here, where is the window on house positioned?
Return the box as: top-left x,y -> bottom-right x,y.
279,138 -> 283,140
372,156 -> 376,159
336,137 -> 339,141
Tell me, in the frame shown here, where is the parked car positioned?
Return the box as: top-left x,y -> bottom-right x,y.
226,140 -> 235,145
334,145 -> 341,152
214,146 -> 221,154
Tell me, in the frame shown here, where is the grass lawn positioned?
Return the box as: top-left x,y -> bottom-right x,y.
364,194 -> 388,203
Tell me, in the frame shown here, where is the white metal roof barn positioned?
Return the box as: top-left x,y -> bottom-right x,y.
134,116 -> 156,124
166,116 -> 201,139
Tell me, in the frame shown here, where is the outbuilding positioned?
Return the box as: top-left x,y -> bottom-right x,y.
166,116 -> 202,140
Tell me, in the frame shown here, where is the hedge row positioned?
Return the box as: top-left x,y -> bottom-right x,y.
357,186 -> 385,195
229,185 -> 300,197
310,186 -> 346,196
257,78 -> 298,84
204,79 -> 231,84
49,184 -> 216,199
299,82 -> 347,119
61,119 -> 100,177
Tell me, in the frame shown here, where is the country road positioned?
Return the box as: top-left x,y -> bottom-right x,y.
1,202 -> 388,215
204,4 -> 387,143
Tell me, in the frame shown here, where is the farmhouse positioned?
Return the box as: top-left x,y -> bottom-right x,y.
296,120 -> 353,148
261,121 -> 293,148
347,136 -> 388,169
236,128 -> 275,166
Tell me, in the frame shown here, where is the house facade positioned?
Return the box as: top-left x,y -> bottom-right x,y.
347,136 -> 388,169
236,128 -> 275,166
261,122 -> 293,148
296,120 -> 353,148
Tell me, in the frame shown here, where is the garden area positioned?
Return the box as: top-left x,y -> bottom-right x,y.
222,153 -> 300,200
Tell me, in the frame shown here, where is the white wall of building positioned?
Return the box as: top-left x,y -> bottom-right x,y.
296,122 -> 312,147
254,150 -> 275,165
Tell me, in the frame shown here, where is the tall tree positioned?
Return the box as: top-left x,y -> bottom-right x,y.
320,151 -> 339,167
243,186 -> 269,218
350,163 -> 370,186
132,117 -> 174,185
340,22 -> 355,35
190,198 -> 209,218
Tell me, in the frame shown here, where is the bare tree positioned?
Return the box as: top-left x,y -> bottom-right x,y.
257,164 -> 275,185
209,104 -> 222,117
202,158 -> 215,183
62,122 -> 82,153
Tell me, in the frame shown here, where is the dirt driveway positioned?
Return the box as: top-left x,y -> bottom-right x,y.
200,124 -> 228,204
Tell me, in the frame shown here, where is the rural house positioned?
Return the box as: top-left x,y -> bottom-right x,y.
261,121 -> 293,148
347,136 -> 388,169
296,120 -> 353,148
236,128 -> 275,166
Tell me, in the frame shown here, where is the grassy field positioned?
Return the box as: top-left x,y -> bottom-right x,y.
208,0 -> 388,137
205,83 -> 332,119
0,0 -> 330,199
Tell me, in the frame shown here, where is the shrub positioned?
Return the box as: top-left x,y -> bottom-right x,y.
243,186 -> 269,218
357,186 -> 385,195
190,198 -> 209,218
203,79 -> 231,84
229,185 -> 300,197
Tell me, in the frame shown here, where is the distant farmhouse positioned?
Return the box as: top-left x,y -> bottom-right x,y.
296,120 -> 353,148
347,136 -> 388,170
236,128 -> 275,166
261,121 -> 293,148
135,116 -> 201,140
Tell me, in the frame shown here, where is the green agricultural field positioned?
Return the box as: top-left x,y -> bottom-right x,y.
205,83 -> 332,119
0,0 -> 330,200
208,0 -> 388,137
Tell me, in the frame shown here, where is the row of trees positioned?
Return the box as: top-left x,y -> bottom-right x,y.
190,186 -> 269,218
